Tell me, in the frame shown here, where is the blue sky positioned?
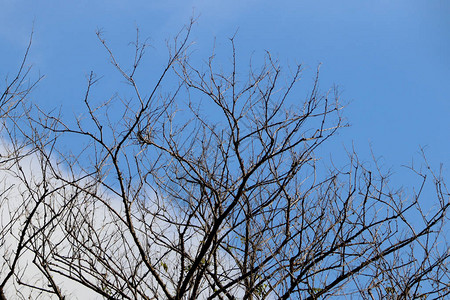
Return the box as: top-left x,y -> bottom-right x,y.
1,0 -> 449,181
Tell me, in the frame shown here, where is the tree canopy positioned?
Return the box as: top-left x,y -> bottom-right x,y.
0,22 -> 449,299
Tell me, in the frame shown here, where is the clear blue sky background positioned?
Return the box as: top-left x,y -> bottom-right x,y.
1,1 -> 449,186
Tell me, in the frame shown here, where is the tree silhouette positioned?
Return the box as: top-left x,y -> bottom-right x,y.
1,21 -> 449,299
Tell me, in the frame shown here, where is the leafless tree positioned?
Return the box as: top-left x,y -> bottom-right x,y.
0,32 -> 63,299
1,21 -> 450,299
